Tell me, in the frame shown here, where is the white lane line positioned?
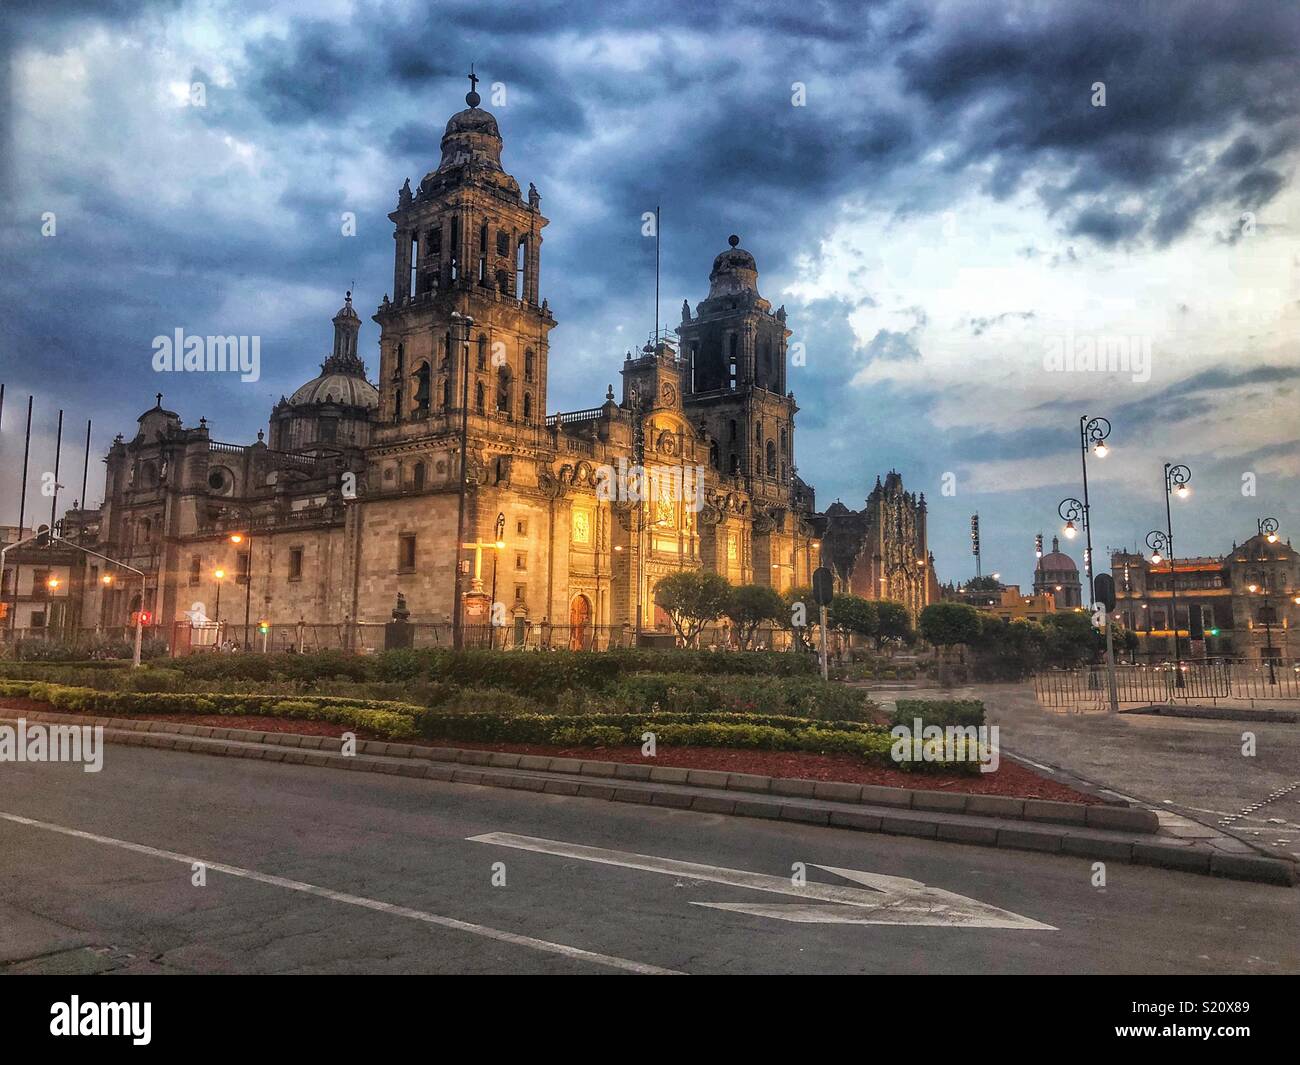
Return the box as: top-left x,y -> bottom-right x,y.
0,811 -> 681,976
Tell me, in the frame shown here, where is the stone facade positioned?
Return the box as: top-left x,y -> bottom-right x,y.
63,86 -> 829,648
816,471 -> 939,619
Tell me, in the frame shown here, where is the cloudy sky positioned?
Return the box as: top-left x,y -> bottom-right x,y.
1,0 -> 1297,588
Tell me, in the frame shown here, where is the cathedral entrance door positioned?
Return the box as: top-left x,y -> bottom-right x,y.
569,595 -> 592,651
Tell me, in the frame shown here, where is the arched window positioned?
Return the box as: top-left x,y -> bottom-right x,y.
414,362 -> 431,411
728,419 -> 737,441
475,381 -> 485,413
524,349 -> 534,382
413,461 -> 426,490
709,442 -> 719,469
523,393 -> 533,423
440,377 -> 450,408
395,343 -> 405,377
766,441 -> 777,476
476,335 -> 487,370
496,269 -> 510,295
497,365 -> 512,414
443,331 -> 452,366
780,427 -> 788,454
755,423 -> 762,444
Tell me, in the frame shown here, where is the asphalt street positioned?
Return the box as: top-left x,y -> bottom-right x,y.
1,745 -> 1296,974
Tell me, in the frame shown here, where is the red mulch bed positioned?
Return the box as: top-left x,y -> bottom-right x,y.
1,699 -> 1098,803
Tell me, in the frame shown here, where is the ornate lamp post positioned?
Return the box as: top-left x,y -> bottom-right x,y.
213,568 -> 225,626
1076,415 -> 1110,603
450,309 -> 475,650
1146,462 -> 1191,684
1245,581 -> 1278,685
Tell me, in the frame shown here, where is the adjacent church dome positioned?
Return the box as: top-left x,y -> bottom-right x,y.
288,371 -> 378,409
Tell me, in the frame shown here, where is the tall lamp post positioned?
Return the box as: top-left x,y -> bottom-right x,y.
490,511 -> 505,648
213,568 -> 225,627
228,531 -> 252,649
1146,462 -> 1191,684
1245,581 -> 1279,686
1077,415 -> 1110,603
450,310 -> 475,650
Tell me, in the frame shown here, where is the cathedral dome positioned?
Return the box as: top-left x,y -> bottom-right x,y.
707,234 -> 760,299
289,370 -> 378,409
443,106 -> 500,140
1038,537 -> 1079,574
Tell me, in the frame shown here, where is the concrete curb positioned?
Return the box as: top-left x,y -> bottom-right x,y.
3,710 -> 1291,887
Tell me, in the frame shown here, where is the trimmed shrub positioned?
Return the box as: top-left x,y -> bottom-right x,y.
890,698 -> 986,728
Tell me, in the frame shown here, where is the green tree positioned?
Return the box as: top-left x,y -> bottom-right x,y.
725,584 -> 786,649
875,599 -> 915,647
1041,611 -> 1102,667
919,602 -> 983,650
828,595 -> 879,644
654,570 -> 732,647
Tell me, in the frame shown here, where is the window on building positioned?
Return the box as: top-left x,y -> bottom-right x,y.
524,349 -> 534,381
516,519 -> 528,536
288,547 -> 303,581
515,552 -> 526,570
413,461 -> 426,490
766,441 -> 777,476
430,227 -> 441,256
189,555 -> 201,585
475,381 -> 486,413
514,584 -> 525,602
497,366 -> 512,414
497,230 -> 509,256
497,269 -> 510,294
414,362 -> 431,411
30,611 -> 45,629
477,335 -> 487,370
729,454 -> 739,475
398,534 -> 417,573
479,220 -> 488,254
522,393 -> 532,423
237,551 -> 249,585
33,569 -> 49,599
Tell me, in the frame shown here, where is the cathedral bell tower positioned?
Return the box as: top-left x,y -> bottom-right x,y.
373,69 -> 555,434
678,235 -> 797,507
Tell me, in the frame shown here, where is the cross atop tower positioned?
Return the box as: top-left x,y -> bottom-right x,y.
465,64 -> 481,107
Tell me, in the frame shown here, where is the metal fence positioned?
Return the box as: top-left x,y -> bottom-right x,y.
1034,659 -> 1300,709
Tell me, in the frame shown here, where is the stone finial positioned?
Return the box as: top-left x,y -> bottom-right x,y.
398,178 -> 413,207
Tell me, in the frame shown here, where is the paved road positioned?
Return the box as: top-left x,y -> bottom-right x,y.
875,683 -> 1300,863
1,746 -> 1296,974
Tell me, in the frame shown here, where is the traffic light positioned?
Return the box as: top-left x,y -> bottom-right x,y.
133,610 -> 152,626
258,619 -> 269,634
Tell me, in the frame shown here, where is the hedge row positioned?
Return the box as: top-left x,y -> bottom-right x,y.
580,673 -> 874,722
2,681 -> 975,769
162,647 -> 815,690
17,683 -> 421,739
890,699 -> 986,728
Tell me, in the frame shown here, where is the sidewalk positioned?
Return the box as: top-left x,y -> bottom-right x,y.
870,681 -> 1300,868
2,708 -> 1292,887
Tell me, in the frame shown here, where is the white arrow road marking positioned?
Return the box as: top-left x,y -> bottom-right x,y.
0,811 -> 682,975
468,833 -> 1057,929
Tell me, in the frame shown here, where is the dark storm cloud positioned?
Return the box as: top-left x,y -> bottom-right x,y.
896,0 -> 1300,245
3,0 -> 1299,574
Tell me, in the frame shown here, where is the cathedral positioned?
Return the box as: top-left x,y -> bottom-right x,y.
71,80 -> 840,649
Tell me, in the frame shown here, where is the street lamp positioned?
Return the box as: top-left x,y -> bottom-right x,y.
490,511 -> 505,647
1246,581 -> 1279,686
229,531 -> 252,650
1258,516 -> 1279,544
213,568 -> 225,625
450,309 -> 475,650
1072,415 -> 1111,605
1148,462 -> 1191,683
